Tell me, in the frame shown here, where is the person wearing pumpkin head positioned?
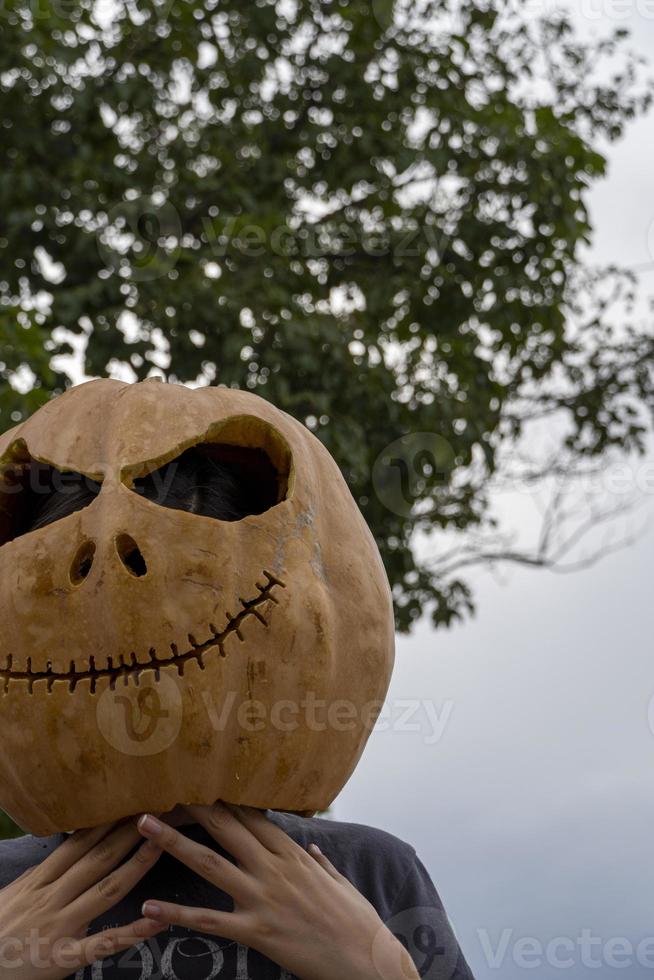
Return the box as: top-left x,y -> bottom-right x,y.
0,379 -> 475,980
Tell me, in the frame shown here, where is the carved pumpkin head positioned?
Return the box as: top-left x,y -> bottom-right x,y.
0,378 -> 394,836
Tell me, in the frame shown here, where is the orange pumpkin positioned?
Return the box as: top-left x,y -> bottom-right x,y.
0,378 -> 394,836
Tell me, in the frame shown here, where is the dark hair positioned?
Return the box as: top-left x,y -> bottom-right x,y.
15,444 -> 278,537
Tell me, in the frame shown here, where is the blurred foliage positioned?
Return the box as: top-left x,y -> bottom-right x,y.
0,809 -> 22,838
0,0 -> 653,639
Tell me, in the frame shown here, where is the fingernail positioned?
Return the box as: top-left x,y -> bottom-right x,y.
138,814 -> 163,836
309,842 -> 322,855
142,901 -> 163,918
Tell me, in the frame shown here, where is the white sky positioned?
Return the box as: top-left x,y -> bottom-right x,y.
336,5 -> 654,979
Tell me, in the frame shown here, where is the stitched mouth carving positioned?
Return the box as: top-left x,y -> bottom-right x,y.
1,570 -> 286,695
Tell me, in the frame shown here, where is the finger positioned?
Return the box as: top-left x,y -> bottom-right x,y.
6,864 -> 37,886
79,917 -> 165,967
56,820 -> 144,905
141,899 -> 248,944
183,802 -> 268,868
307,843 -> 346,882
225,804 -> 297,856
136,814 -> 251,900
69,839 -> 163,922
37,821 -> 120,884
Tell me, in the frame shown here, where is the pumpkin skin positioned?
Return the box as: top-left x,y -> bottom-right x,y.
0,378 -> 394,836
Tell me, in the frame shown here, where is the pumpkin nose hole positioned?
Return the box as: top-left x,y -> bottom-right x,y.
115,533 -> 147,577
70,540 -> 96,585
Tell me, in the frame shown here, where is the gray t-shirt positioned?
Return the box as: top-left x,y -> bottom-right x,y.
0,811 -> 475,979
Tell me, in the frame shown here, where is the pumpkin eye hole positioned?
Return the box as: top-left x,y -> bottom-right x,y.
0,448 -> 102,547
128,442 -> 282,522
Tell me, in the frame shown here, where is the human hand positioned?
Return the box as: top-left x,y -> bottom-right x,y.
136,802 -> 419,980
0,819 -> 165,980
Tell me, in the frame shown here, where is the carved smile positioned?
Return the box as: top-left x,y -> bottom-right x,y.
1,569 -> 286,695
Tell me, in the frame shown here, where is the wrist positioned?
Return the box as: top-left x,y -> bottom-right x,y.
359,924 -> 420,980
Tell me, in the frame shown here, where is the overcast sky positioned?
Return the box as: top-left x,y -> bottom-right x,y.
335,5 -> 654,978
